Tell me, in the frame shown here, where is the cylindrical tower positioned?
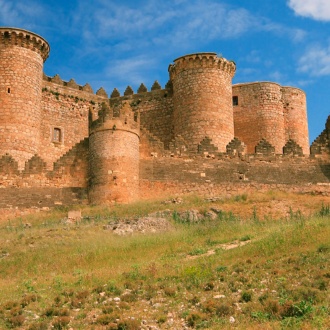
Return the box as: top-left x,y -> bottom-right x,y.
168,52 -> 236,152
233,82 -> 285,154
282,87 -> 309,155
0,28 -> 50,169
88,102 -> 140,204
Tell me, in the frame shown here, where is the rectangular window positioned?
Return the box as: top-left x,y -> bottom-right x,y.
233,96 -> 238,106
53,127 -> 62,143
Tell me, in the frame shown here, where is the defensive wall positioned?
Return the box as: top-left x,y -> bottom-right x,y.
0,27 -> 329,213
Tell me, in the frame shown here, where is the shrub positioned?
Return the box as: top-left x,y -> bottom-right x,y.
28,321 -> 48,330
9,315 -> 25,327
186,311 -> 207,327
117,318 -> 140,330
52,316 -> 70,329
164,287 -> 177,297
96,314 -> 115,325
241,291 -> 252,302
121,292 -> 138,302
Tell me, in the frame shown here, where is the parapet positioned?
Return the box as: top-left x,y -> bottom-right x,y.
43,74 -> 108,98
168,52 -> 236,79
90,102 -> 140,137
0,27 -> 50,61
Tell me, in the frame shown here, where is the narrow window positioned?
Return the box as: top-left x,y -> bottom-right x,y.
53,127 -> 62,143
7,88 -> 10,94
233,96 -> 238,106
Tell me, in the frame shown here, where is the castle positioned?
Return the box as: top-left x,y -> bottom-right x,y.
0,27 -> 330,210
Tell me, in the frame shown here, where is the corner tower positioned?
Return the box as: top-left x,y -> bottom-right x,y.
168,52 -> 236,152
282,87 -> 309,155
0,28 -> 50,168
88,102 -> 140,204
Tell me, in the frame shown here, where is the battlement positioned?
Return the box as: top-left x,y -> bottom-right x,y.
0,27 -> 50,61
168,52 -> 236,79
43,74 -> 108,98
90,102 -> 140,136
0,26 -> 326,209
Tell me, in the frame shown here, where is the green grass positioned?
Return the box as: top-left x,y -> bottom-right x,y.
0,193 -> 330,329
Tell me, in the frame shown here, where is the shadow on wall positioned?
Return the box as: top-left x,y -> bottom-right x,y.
319,164 -> 330,181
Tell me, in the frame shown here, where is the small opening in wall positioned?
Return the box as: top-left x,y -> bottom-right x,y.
53,127 -> 62,143
7,88 -> 10,94
233,96 -> 238,106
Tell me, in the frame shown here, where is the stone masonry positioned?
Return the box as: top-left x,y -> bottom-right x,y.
0,27 -> 329,208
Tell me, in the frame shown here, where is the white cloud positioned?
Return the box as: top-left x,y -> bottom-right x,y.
288,0 -> 330,21
105,56 -> 159,90
0,0 -> 47,30
298,44 -> 330,76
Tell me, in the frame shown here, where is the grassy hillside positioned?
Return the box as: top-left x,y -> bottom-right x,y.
0,192 -> 329,329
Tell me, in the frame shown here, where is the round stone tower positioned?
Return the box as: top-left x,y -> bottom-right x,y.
232,82 -> 285,154
282,87 -> 309,155
88,102 -> 140,204
0,28 -> 50,169
168,52 -> 236,153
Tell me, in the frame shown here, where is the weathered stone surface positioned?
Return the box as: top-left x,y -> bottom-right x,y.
0,28 -> 328,211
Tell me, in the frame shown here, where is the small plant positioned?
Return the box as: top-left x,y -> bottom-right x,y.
240,291 -> 252,302
216,266 -> 227,272
186,311 -> 207,327
117,318 -> 140,330
317,244 -> 330,253
318,203 -> 330,217
52,316 -> 70,329
188,247 -> 207,256
240,235 -> 251,242
162,286 -> 176,297
9,315 -> 25,327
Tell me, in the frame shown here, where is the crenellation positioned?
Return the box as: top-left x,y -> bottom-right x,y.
138,83 -> 148,93
151,80 -> 162,90
0,27 -> 329,209
124,85 -> 134,96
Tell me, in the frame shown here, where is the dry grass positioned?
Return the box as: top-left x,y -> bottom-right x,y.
0,191 -> 329,329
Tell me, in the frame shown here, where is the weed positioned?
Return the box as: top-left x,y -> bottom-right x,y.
117,318 -> 140,330
189,247 -> 207,256
241,291 -> 252,302
186,311 -> 207,327
96,313 -> 116,325
163,286 -> 176,297
240,235 -> 252,241
121,292 -> 138,302
280,300 -> 313,318
27,321 -> 48,330
318,203 -> 330,217
317,244 -> 330,253
233,194 -> 247,202
9,314 -> 25,327
52,316 -> 70,329
216,265 -> 227,272
251,311 -> 271,320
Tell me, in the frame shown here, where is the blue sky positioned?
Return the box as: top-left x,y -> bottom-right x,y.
1,0 -> 330,144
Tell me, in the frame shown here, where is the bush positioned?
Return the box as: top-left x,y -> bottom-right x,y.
117,318 -> 140,330
186,311 -> 207,327
52,316 -> 70,329
241,291 -> 252,302
9,315 -> 25,327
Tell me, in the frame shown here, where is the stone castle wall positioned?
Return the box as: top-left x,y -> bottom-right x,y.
109,85 -> 174,149
40,78 -> 106,168
0,27 -> 327,212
